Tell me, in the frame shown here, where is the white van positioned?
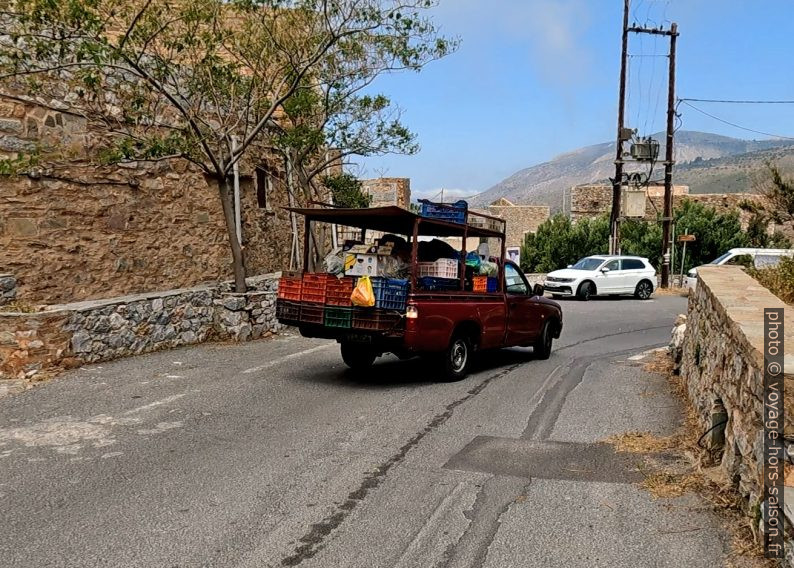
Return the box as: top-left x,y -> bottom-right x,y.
684,248 -> 794,289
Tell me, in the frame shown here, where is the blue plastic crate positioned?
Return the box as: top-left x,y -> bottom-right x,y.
371,278 -> 409,311
417,276 -> 460,292
486,277 -> 498,293
419,200 -> 467,225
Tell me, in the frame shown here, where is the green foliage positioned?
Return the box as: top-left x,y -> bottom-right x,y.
620,218 -> 663,266
520,214 -> 609,273
0,0 -> 455,178
322,173 -> 371,208
0,151 -> 40,175
748,257 -> 794,305
520,199 -> 751,274
673,199 -> 748,273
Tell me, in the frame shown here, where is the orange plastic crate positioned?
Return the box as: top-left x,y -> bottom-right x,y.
277,275 -> 302,301
326,276 -> 354,306
301,273 -> 333,304
472,276 -> 498,293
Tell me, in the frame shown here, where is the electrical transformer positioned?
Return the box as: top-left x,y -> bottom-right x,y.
630,138 -> 660,162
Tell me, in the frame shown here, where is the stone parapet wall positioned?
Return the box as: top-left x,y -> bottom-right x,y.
680,266 -> 794,507
0,274 -> 282,379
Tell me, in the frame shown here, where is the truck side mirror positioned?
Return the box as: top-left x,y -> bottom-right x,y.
532,284 -> 544,297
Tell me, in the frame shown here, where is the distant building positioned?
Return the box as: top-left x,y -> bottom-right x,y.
486,198 -> 550,250
362,178 -> 411,209
569,182 -> 766,230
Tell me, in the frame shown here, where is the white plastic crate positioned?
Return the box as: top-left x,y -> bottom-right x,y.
417,258 -> 459,279
468,215 -> 503,232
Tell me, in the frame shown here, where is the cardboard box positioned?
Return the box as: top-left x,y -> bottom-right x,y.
345,244 -> 395,277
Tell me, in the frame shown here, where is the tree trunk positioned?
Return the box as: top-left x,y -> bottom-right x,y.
217,176 -> 247,292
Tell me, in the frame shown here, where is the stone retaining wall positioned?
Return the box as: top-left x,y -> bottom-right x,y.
680,265 -> 794,509
0,273 -> 282,379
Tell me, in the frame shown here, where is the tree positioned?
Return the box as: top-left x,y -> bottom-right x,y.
322,172 -> 370,208
520,214 -> 609,273
759,162 -> 794,229
672,199 -> 748,273
0,0 -> 453,291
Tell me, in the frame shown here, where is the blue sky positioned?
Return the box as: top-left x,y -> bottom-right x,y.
358,0 -> 794,200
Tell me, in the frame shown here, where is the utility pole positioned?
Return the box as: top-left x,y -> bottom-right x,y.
660,23 -> 678,288
610,2 -> 679,281
609,0 -> 630,255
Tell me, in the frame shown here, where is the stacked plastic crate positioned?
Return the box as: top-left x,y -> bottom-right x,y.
416,258 -> 460,292
352,277 -> 408,331
276,273 -> 302,325
324,277 -> 354,329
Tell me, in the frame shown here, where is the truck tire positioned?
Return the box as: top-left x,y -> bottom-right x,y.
340,343 -> 376,372
533,321 -> 554,360
441,334 -> 472,382
576,281 -> 594,301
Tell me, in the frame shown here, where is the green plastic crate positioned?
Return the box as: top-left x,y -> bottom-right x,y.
324,306 -> 353,329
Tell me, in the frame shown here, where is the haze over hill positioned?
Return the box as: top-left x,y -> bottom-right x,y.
470,131 -> 794,211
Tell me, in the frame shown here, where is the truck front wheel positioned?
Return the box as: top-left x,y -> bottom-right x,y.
340,343 -> 376,372
441,334 -> 472,382
533,321 -> 554,360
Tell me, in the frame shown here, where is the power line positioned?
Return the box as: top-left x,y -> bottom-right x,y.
679,100 -> 794,140
679,97 -> 794,104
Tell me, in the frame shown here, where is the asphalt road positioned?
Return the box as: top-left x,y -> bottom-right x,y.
0,295 -> 731,567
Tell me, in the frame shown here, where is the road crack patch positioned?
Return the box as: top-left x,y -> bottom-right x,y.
279,363 -> 522,567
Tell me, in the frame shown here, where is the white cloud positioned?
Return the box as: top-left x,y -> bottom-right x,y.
522,0 -> 593,87
412,187 -> 478,202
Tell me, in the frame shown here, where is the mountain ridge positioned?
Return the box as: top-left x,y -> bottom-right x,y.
470,131 -> 794,210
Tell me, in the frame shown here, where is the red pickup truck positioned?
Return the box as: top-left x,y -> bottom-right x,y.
280,205 -> 563,381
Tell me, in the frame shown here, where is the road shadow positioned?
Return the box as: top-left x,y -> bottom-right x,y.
294,346 -> 538,390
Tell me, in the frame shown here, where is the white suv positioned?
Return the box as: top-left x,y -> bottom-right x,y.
543,255 -> 657,301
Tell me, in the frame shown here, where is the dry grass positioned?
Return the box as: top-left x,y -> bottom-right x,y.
602,348 -> 774,566
606,431 -> 680,454
653,286 -> 690,297
748,258 -> 794,305
0,301 -> 39,313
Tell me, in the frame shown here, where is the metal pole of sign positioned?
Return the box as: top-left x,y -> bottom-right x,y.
679,228 -> 689,287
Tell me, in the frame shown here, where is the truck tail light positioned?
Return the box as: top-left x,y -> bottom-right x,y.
406,305 -> 419,319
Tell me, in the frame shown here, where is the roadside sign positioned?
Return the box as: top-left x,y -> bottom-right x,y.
678,234 -> 696,242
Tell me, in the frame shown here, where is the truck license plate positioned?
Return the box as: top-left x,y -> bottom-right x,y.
343,332 -> 372,344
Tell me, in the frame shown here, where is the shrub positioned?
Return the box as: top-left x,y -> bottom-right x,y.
748,257 -> 794,305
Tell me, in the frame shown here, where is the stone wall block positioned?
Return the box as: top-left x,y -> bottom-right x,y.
680,264 -> 794,543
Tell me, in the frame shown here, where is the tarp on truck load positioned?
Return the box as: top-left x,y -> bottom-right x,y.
285,206 -> 506,239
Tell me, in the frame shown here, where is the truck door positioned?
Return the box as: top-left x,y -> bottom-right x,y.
504,263 -> 536,346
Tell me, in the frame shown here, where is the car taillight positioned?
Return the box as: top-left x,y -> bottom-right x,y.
406,305 -> 419,319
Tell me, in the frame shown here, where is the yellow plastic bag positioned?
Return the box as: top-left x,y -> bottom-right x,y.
351,275 -> 375,307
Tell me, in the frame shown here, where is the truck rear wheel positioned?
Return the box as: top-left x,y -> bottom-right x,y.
441,334 -> 472,382
533,321 -> 554,360
340,343 -> 376,372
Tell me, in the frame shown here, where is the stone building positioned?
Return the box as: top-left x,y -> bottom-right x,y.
486,198 -> 550,249
362,177 -> 411,208
569,183 -> 764,229
0,94 -> 316,304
